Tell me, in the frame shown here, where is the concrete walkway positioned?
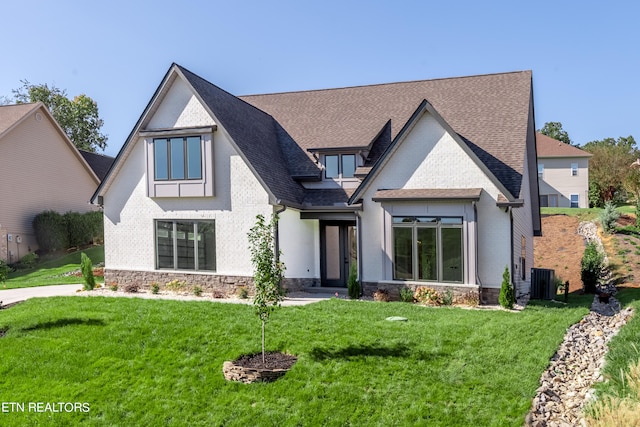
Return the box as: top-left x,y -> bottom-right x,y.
0,285 -> 333,307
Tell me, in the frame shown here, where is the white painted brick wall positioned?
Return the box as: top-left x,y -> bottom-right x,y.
147,77 -> 215,129
359,111 -> 512,288
278,208 -> 319,279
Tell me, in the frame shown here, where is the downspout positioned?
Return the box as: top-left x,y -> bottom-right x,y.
274,203 -> 287,263
355,210 -> 363,296
510,208 -> 516,297
473,201 -> 483,302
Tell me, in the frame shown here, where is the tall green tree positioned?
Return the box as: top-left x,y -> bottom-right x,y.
538,121 -> 572,145
583,136 -> 638,206
11,80 -> 107,152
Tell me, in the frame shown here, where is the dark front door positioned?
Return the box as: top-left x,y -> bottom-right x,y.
321,221 -> 356,287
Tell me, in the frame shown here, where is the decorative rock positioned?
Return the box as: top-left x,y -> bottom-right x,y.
385,316 -> 408,321
222,361 -> 291,384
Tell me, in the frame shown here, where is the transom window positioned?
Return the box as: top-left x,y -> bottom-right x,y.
324,154 -> 356,179
392,216 -> 463,283
156,220 -> 215,271
154,136 -> 202,180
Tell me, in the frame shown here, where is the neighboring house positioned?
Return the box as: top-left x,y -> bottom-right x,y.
92,64 -> 540,303
536,132 -> 592,208
0,102 -> 105,263
79,150 -> 115,181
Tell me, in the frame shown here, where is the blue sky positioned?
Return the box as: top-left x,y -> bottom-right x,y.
2,0 -> 638,157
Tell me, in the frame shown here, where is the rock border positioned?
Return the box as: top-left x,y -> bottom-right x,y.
222,361 -> 291,384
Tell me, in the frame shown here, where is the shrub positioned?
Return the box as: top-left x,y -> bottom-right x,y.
347,263 -> 360,299
442,288 -> 454,306
109,282 -> 118,292
373,289 -> 390,302
0,259 -> 11,283
586,358 -> 640,426
193,286 -> 203,297
499,266 -> 514,309
32,210 -> 68,252
124,283 -> 139,293
399,286 -> 414,303
599,201 -> 620,234
19,252 -> 38,269
581,242 -> 604,293
165,279 -> 187,292
150,283 -> 160,294
456,290 -> 480,306
80,253 -> 96,290
414,287 -> 442,305
65,211 -> 104,248
237,286 -> 249,299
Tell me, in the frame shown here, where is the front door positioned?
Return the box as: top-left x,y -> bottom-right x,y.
321,221 -> 356,287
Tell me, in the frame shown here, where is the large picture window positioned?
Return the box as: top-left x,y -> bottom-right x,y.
155,220 -> 215,271
154,136 -> 202,180
392,216 -> 463,283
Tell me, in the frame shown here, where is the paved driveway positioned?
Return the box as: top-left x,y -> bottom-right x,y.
0,284 -> 84,306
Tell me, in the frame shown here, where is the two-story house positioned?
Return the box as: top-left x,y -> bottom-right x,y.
536,132 -> 591,208
92,64 -> 540,303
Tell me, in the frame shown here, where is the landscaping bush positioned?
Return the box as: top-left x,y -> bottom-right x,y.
347,263 -> 360,299
581,241 -> 604,293
599,200 -> 620,234
32,210 -> 68,252
150,283 -> 160,294
19,252 -> 38,269
80,253 -> 96,290
0,259 -> 11,283
499,266 -> 515,309
442,288 -> 454,306
399,286 -> 414,303
65,211 -> 104,247
193,286 -> 203,297
373,288 -> 390,302
414,287 -> 442,305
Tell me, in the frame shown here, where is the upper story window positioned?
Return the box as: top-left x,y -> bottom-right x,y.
154,136 -> 202,180
537,163 -> 544,179
324,154 -> 356,179
571,163 -> 578,176
143,126 -> 215,198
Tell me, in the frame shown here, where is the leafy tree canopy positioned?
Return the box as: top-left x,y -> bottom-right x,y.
582,136 -> 638,206
9,80 -> 107,152
538,121 -> 572,145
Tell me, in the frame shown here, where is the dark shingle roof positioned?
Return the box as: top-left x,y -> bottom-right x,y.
79,150 -> 115,181
240,71 -> 532,199
178,66 -> 311,205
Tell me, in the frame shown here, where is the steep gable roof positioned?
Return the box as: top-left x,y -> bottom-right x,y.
79,150 -> 115,181
241,71 -> 533,199
536,132 -> 592,158
0,102 -> 100,183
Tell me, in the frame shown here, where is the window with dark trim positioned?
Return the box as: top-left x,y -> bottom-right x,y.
155,220 -> 215,271
154,136 -> 202,180
570,194 -> 579,208
392,216 -> 463,283
324,154 -> 356,179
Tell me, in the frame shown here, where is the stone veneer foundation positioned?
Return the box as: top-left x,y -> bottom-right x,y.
104,269 -> 316,295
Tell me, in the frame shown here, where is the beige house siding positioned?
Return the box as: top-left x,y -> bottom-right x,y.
0,105 -> 99,262
538,157 -> 590,208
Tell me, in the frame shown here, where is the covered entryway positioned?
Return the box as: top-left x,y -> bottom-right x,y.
320,221 -> 356,287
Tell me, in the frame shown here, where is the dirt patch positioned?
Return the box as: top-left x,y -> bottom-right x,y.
535,214 -> 640,293
233,352 -> 298,370
534,215 -> 585,292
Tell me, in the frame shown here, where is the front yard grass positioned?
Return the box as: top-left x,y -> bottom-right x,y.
0,296 -> 592,426
2,246 -> 104,289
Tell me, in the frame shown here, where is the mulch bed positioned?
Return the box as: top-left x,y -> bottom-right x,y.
233,352 -> 297,370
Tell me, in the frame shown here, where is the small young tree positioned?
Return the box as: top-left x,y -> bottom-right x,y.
80,252 -> 96,290
499,266 -> 515,309
599,200 -> 620,234
248,214 -> 286,365
581,242 -> 604,293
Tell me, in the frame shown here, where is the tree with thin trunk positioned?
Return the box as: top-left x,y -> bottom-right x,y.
248,214 -> 285,365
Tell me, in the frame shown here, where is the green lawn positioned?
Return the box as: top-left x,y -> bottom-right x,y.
540,207 -> 602,221
3,246 -> 104,289
0,295 -> 592,426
